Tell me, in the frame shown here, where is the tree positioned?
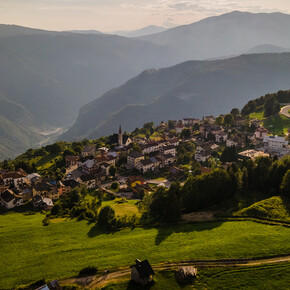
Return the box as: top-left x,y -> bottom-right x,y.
168,120 -> 175,130
224,114 -> 234,127
111,181 -> 119,190
109,165 -> 117,177
280,169 -> 290,195
98,206 -> 115,227
215,116 -> 224,126
220,146 -> 237,163
180,128 -> 191,139
63,148 -> 76,157
230,108 -> 240,116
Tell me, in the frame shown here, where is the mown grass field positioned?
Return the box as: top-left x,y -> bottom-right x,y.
103,263 -> 290,289
249,109 -> 290,135
1,213 -> 290,289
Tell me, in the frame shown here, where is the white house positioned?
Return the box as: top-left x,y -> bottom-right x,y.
163,145 -> 176,157
263,136 -> 288,150
0,189 -> 23,209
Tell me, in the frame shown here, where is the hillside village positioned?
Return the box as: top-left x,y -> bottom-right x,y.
0,104 -> 289,211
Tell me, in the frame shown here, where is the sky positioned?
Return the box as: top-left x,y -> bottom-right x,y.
0,0 -> 289,31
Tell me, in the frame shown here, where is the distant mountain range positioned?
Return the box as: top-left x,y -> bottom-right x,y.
62,53 -> 290,141
140,11 -> 290,61
2,11 -> 290,157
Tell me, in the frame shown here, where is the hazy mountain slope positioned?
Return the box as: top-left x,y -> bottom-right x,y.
0,32 -> 178,128
246,44 -> 289,54
0,114 -> 44,160
110,25 -> 167,37
140,11 -> 290,60
62,53 -> 290,140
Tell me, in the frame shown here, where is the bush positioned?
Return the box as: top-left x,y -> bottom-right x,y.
111,182 -> 119,190
78,266 -> 98,277
42,217 -> 50,226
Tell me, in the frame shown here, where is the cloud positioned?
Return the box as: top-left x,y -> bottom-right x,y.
163,17 -> 176,27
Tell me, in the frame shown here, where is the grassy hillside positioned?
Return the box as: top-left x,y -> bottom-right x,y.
249,108 -> 290,135
0,212 -> 290,288
236,196 -> 290,222
103,263 -> 290,289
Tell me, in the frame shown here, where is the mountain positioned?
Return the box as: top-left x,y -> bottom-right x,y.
65,30 -> 103,35
246,44 -> 289,54
62,53 -> 290,141
140,11 -> 290,61
109,25 -> 167,37
0,25 -> 183,158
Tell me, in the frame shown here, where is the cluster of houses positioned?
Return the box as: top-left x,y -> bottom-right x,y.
1,113 -> 289,210
172,115 -> 290,163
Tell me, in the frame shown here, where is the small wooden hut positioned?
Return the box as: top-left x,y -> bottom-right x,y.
130,259 -> 154,285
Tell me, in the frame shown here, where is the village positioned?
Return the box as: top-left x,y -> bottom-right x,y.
0,111 -> 289,211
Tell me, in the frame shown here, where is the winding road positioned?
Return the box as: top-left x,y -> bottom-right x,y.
280,105 -> 290,118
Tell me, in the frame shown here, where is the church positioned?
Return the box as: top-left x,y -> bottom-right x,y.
108,126 -> 133,147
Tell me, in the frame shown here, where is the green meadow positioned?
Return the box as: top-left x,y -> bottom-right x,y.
1,213 -> 290,289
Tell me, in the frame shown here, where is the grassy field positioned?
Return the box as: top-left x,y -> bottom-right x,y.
249,109 -> 290,135
102,199 -> 140,217
103,263 -> 290,289
0,213 -> 290,289
264,114 -> 290,135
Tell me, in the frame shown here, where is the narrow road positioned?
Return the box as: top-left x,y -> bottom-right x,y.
60,254 -> 290,288
280,105 -> 290,118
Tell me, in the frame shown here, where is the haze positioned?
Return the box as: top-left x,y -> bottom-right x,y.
1,0 -> 290,31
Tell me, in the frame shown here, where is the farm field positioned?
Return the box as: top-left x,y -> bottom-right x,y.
102,263 -> 290,289
0,213 -> 290,289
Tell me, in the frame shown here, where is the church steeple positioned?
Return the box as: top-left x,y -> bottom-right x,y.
118,125 -> 123,146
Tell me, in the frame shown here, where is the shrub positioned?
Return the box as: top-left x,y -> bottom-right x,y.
111,182 -> 119,190
78,266 -> 98,277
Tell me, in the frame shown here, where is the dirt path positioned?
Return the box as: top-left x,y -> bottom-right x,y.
60,254 -> 290,288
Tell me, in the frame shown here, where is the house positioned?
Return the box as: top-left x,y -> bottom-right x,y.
81,145 -> 96,157
130,259 -> 154,286
32,182 -> 59,200
250,119 -> 260,128
0,189 -> 23,209
62,179 -> 81,191
263,136 -> 288,150
215,131 -> 228,143
255,126 -> 268,140
194,148 -> 212,162
1,170 -> 27,188
127,152 -> 144,169
140,142 -> 160,154
202,115 -> 215,124
234,115 -> 246,127
164,153 -> 175,165
168,137 -> 180,146
162,144 -> 176,157
82,156 -> 97,174
226,136 -> 244,148
182,118 -> 200,126
169,167 -> 184,179
100,162 -> 111,176
65,155 -> 79,167
79,174 -> 96,189
238,149 -> 270,160
136,159 -> 154,173
175,123 -> 185,134
32,195 -> 54,210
